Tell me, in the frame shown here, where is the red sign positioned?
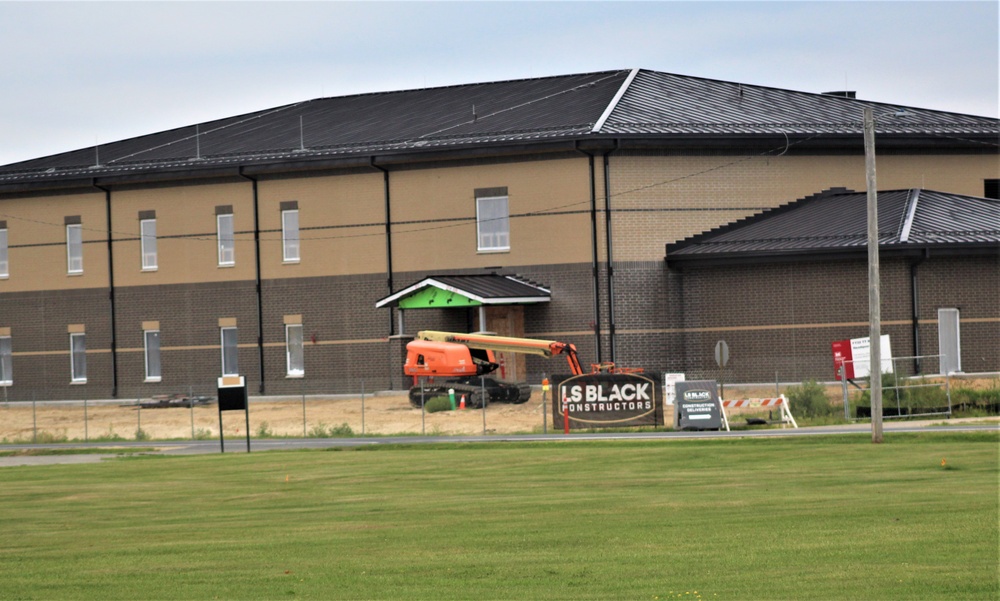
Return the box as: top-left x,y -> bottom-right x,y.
831,339 -> 854,380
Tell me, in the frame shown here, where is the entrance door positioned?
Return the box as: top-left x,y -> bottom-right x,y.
481,306 -> 526,382
937,308 -> 961,374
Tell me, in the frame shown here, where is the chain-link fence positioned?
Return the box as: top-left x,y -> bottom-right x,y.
2,368 -> 997,444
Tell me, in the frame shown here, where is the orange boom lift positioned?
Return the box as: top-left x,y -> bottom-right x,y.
403,330 -> 635,408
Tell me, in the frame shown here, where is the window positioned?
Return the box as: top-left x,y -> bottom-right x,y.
221,326 -> 239,376
0,336 -> 11,385
282,209 -> 300,263
0,224 -> 8,278
476,192 -> 509,252
67,223 -> 83,274
217,213 -> 235,266
286,324 -> 304,377
144,329 -> 161,382
141,218 -> 157,270
70,332 -> 86,383
985,179 -> 999,200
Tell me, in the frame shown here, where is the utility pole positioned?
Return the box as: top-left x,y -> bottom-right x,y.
863,107 -> 884,443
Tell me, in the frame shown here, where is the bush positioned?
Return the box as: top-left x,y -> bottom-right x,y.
308,422 -> 354,438
255,421 -> 274,438
787,379 -> 837,418
424,397 -> 454,413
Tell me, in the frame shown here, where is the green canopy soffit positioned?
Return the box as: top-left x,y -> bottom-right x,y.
397,286 -> 481,309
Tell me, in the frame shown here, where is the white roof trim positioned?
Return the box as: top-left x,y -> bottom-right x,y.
899,189 -> 921,243
375,277 -> 550,308
591,68 -> 640,133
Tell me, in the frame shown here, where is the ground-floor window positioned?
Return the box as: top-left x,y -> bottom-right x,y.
221,326 -> 239,376
70,332 -> 86,383
286,324 -> 304,377
144,329 -> 161,382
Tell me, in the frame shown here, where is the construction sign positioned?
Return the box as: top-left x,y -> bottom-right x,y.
552,372 -> 663,429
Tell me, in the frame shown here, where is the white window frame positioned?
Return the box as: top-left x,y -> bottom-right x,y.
67,224 -> 83,274
285,324 -> 304,377
476,195 -> 510,252
0,336 -> 11,386
144,329 -> 161,382
140,218 -> 157,271
221,326 -> 239,377
70,332 -> 87,383
0,227 -> 8,278
217,214 -> 235,266
282,209 -> 300,263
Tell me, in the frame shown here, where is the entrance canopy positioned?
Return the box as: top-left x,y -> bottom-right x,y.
375,274 -> 550,309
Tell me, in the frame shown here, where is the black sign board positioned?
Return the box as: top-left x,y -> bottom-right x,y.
553,372 -> 662,430
675,380 -> 722,430
217,376 -> 250,453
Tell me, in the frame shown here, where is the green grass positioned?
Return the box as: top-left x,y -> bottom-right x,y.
0,433 -> 997,600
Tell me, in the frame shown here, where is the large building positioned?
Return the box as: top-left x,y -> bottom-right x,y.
0,68 -> 996,400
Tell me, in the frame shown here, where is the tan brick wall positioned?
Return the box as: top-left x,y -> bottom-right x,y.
609,153 -> 1000,262
389,157 -> 593,272
257,172 -> 386,278
112,181 -> 256,286
0,191 -> 109,292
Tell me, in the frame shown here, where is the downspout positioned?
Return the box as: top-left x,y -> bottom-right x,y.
371,159 -> 394,335
239,170 -> 266,394
910,250 -> 928,374
95,182 -> 118,398
602,143 -> 619,363
577,147 -> 603,362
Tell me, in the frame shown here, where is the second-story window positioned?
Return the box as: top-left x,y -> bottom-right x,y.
66,219 -> 83,274
141,217 -> 157,271
0,223 -> 8,278
475,188 -> 510,252
282,207 -> 300,263
217,208 -> 235,266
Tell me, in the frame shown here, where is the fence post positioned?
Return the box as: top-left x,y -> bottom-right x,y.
361,378 -> 366,436
137,398 -> 142,439
841,365 -> 850,421
481,376 -> 487,435
189,385 -> 195,440
945,371 -> 952,417
541,374 -> 548,435
420,379 -> 425,436
301,377 -> 307,438
84,397 -> 89,443
32,393 -> 37,444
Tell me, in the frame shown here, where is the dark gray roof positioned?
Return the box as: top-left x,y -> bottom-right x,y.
375,274 -> 551,308
666,188 -> 1000,266
1,68 -> 996,190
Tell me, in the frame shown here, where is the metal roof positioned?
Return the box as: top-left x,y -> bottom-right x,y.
666,188 -> 1000,265
375,274 -> 551,309
0,68 -> 996,189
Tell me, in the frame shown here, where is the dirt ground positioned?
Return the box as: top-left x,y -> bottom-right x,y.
0,392 -> 557,442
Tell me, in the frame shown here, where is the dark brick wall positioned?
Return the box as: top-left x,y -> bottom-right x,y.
0,288 -> 113,400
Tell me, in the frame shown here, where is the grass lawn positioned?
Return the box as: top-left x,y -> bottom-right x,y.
0,433 -> 996,600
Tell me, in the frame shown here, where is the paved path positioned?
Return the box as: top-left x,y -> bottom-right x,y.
1,418 -> 996,467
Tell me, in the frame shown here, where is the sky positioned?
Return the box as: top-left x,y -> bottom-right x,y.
1,1 -> 997,167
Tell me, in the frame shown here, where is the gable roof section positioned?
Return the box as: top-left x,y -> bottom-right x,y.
375,274 -> 551,309
0,68 -> 996,190
666,188 -> 1000,266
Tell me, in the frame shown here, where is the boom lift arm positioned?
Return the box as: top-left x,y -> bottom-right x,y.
414,330 -> 584,376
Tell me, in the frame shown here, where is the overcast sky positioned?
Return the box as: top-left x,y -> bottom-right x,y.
1,1 -> 997,167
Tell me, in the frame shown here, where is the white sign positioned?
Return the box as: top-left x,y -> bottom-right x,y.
663,373 -> 685,405
849,335 -> 894,378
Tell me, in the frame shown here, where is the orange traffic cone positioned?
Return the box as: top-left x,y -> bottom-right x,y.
459,395 -> 466,410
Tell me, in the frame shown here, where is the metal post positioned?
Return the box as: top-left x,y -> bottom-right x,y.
361,379 -> 366,436
481,377 -> 487,435
542,374 -> 548,435
137,398 -> 141,439
301,378 -> 307,438
32,395 -> 37,444
84,398 -> 89,442
420,380 -> 425,436
841,365 -> 850,421
189,385 -> 195,440
864,107 -> 883,443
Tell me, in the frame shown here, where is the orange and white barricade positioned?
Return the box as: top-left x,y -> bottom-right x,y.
719,395 -> 798,431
